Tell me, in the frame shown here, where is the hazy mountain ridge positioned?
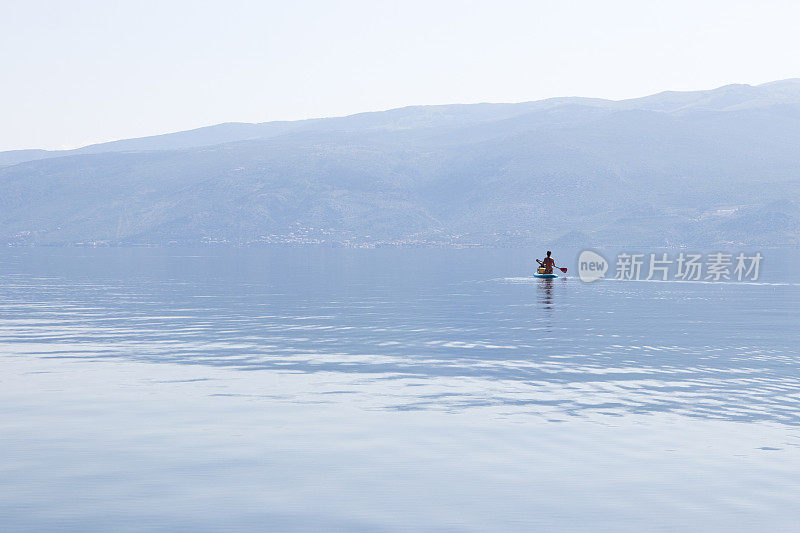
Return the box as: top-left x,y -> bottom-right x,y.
2,80 -> 800,247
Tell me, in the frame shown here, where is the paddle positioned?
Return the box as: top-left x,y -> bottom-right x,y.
536,259 -> 568,274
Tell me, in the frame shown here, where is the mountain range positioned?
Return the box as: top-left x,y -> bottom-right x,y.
2,79 -> 800,247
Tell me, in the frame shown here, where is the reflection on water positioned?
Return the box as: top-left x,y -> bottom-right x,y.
1,248 -> 800,530
537,278 -> 555,310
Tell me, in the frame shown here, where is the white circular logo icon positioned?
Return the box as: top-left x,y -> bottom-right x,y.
578,250 -> 608,282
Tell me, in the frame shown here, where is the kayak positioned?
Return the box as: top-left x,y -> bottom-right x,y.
534,273 -> 559,279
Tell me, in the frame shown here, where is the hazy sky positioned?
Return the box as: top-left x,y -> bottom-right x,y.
2,0 -> 800,151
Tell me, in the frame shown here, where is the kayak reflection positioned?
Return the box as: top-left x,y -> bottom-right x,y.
538,278 -> 555,310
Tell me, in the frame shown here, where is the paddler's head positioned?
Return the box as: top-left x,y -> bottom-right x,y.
546,251 -> 551,257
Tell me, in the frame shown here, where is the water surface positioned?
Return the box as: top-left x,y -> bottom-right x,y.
1,247 -> 799,531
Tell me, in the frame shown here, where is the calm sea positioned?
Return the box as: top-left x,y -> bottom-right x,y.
1,247 -> 800,531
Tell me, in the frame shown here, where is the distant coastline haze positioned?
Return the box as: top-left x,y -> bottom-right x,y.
3,80 -> 800,247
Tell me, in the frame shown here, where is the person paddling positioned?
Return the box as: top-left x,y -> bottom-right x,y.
537,251 -> 556,274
